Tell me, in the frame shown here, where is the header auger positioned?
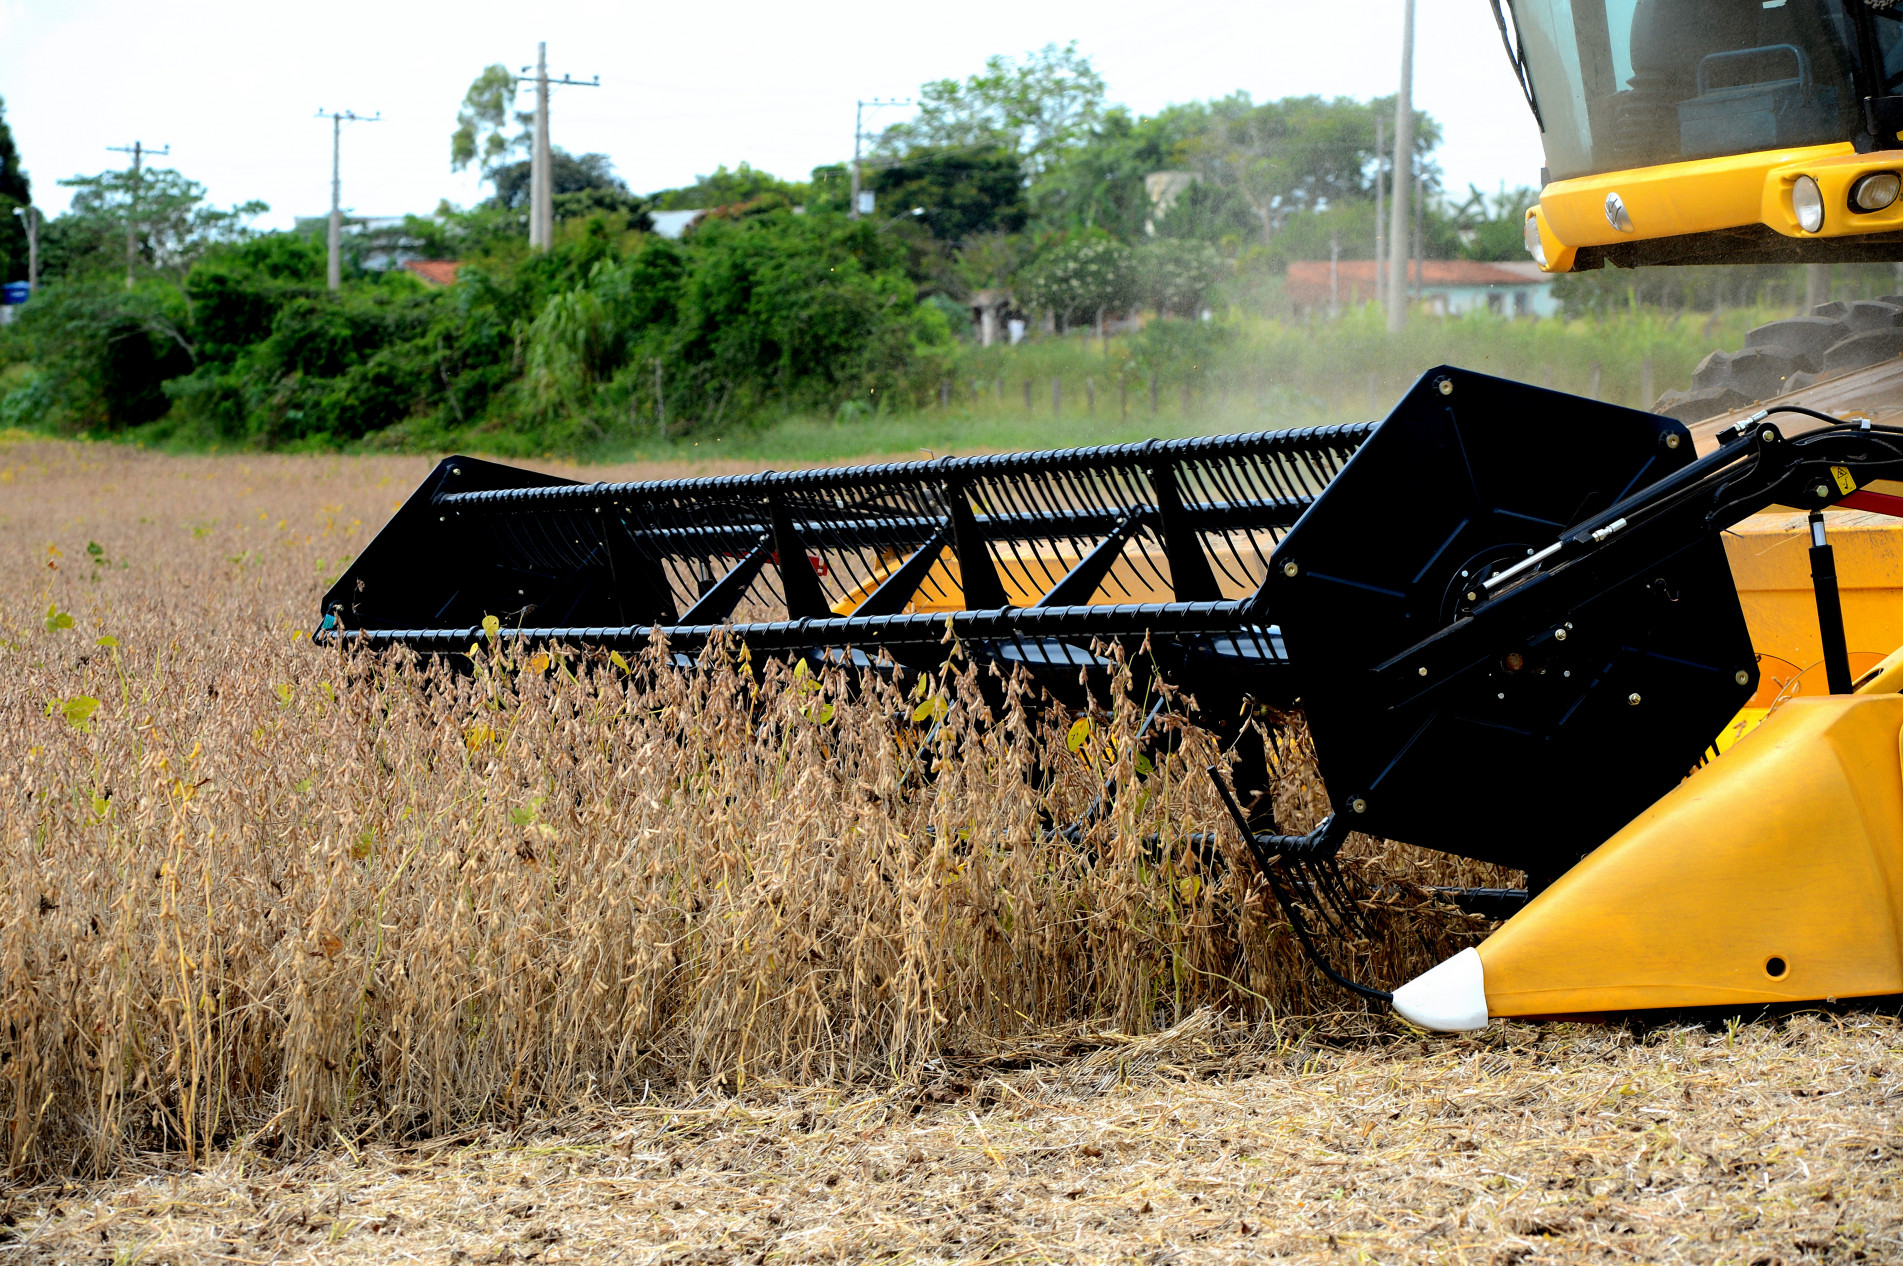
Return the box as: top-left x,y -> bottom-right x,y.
322,365 -> 1903,1029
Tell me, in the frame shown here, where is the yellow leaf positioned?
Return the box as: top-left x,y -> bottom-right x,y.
482,614 -> 501,644
465,723 -> 496,750
529,651 -> 551,674
1066,718 -> 1091,753
54,696 -> 100,729
608,650 -> 631,673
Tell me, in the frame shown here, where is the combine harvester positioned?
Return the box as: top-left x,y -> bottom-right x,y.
323,0 -> 1903,1031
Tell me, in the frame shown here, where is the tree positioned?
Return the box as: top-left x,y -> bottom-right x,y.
490,150 -> 626,209
1185,95 -> 1434,245
876,43 -> 1106,181
450,65 -> 528,180
1134,239 -> 1225,316
0,95 -> 26,206
1029,103 -> 1208,240
1451,185 -> 1539,262
649,164 -> 804,211
1149,178 -> 1263,247
0,94 -> 31,284
1019,233 -> 1133,326
46,167 -> 266,373
57,167 -> 265,292
870,147 -> 1026,242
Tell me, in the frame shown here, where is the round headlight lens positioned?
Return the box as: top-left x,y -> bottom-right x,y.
1523,212 -> 1547,267
1852,171 -> 1902,212
1793,175 -> 1825,233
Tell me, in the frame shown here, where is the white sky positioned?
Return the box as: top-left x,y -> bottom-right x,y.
0,0 -> 1545,229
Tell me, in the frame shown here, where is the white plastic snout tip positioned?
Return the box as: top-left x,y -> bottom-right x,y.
1391,946 -> 1490,1032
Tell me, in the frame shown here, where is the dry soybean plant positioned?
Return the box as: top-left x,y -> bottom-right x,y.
0,436 -> 1497,1178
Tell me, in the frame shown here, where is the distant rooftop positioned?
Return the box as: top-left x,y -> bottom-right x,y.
1288,259 -> 1552,291
1286,258 -> 1559,318
402,260 -> 461,287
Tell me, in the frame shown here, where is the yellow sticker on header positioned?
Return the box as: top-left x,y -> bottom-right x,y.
1832,465 -> 1858,494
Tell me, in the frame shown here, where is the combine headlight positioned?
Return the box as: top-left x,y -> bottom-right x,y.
1852,171 -> 1902,213
1523,213 -> 1547,267
1793,175 -> 1825,232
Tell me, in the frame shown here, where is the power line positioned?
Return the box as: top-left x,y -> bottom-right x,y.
517,43 -> 600,251
315,109 -> 380,292
105,140 -> 169,290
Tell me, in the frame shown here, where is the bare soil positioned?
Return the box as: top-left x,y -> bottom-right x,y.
8,1010 -> 1902,1264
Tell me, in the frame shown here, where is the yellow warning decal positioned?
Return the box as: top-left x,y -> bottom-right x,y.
1832,465 -> 1858,494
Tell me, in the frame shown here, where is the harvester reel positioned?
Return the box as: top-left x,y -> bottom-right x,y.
327,366 -> 1903,1021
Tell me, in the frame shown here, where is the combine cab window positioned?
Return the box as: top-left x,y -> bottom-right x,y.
1509,0 -> 1885,178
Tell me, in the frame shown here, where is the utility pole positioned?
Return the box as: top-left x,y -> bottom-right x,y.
532,43 -> 550,249
1806,262 -> 1831,311
316,109 -> 380,292
1414,161 -> 1425,298
11,205 -> 37,293
849,98 -> 911,220
1329,234 -> 1340,319
1385,0 -> 1415,333
517,44 -> 599,251
1373,114 -> 1386,308
106,140 -> 169,289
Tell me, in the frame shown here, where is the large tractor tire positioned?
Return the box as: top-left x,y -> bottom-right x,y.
1655,299 -> 1903,424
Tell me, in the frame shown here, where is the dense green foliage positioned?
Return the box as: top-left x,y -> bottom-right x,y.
0,95 -> 32,285
0,197 -> 951,450
0,45 -> 1830,456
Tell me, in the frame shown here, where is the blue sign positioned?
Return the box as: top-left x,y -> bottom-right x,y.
0,282 -> 28,305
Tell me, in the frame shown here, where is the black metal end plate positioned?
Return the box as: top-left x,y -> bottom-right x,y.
1265,366 -> 1757,875
320,455 -> 586,631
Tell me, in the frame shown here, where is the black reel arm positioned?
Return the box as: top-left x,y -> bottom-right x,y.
1379,411 -> 1903,695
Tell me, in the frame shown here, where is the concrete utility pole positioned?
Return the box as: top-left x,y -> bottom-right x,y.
532,43 -> 550,249
106,140 -> 169,289
316,109 -> 380,292
850,100 -> 864,220
1329,234 -> 1341,318
1805,262 -> 1831,311
518,44 -> 599,251
1414,161 -> 1425,298
1385,0 -> 1416,333
1373,114 -> 1385,308
11,205 -> 37,293
848,98 -> 911,220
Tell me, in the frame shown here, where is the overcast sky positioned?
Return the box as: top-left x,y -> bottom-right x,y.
0,0 -> 1546,229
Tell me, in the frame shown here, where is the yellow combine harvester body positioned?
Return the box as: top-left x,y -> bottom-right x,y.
1385,1 -> 1903,1027
1525,142 -> 1903,272
1396,682 -> 1903,1029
